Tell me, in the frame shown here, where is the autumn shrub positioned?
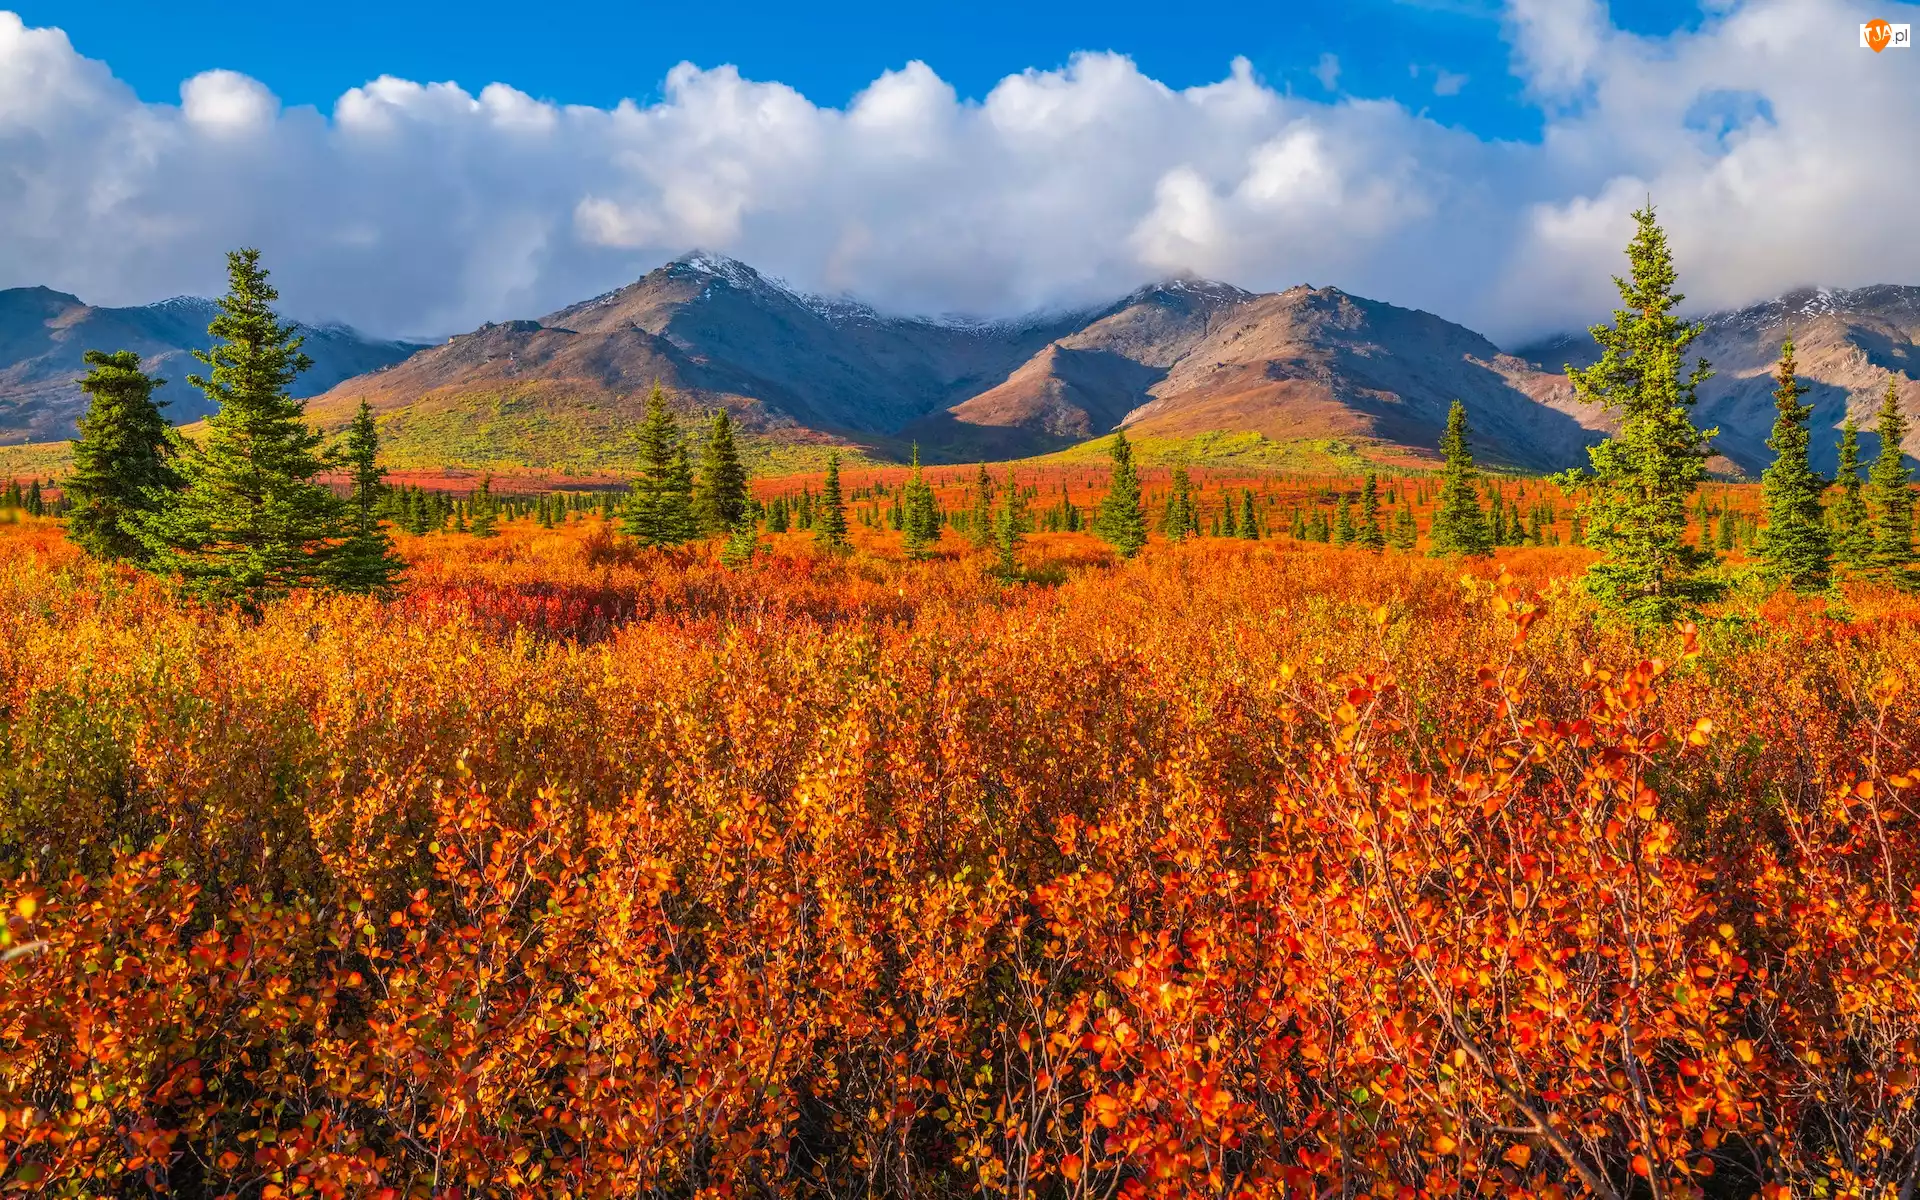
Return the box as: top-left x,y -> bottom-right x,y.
1,517 -> 1915,1198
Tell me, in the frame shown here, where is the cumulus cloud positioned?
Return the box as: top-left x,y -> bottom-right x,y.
0,1 -> 1917,345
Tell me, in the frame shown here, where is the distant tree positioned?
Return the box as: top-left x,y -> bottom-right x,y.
693,408 -> 749,534
1755,339 -> 1830,591
1094,430 -> 1148,558
1831,416 -> 1872,568
902,444 -> 940,558
326,399 -> 406,593
1867,379 -> 1915,576
768,495 -> 791,533
135,249 -> 347,602
1389,503 -> 1418,551
1565,204 -> 1719,626
1358,473 -> 1386,552
1332,495 -> 1354,546
815,453 -> 850,551
992,467 -> 1029,579
967,464 -> 994,549
66,349 -> 180,564
1220,495 -> 1238,538
469,476 -> 499,538
1160,467 -> 1199,540
1239,490 -> 1260,540
1429,401 -> 1492,558
720,516 -> 762,568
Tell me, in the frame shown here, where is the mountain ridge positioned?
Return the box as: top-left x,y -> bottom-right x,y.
4,256 -> 1916,477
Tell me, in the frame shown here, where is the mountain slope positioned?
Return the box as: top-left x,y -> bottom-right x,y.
0,287 -> 421,445
1514,285 -> 1920,475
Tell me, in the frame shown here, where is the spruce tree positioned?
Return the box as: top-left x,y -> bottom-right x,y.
693,408 -> 750,534
1566,205 -> 1719,625
1220,497 -> 1238,538
326,399 -> 406,593
623,384 -> 696,546
1163,468 -> 1198,539
1332,495 -> 1355,545
967,464 -> 994,549
1867,379 -> 1914,574
992,467 -> 1028,579
469,476 -> 499,537
901,444 -> 940,558
135,249 -> 346,601
815,453 -> 850,551
1358,473 -> 1386,552
1239,490 -> 1260,540
1832,416 -> 1871,568
1389,504 -> 1418,551
1094,430 -> 1148,558
1429,400 -> 1492,557
66,349 -> 180,564
1756,339 -> 1830,591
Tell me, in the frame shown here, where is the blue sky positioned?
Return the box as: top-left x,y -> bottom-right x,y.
1,1 -> 1915,341
15,0 -> 1702,142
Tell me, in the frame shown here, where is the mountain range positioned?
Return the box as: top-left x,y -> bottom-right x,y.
4,255 -> 1917,476
0,287 -> 422,446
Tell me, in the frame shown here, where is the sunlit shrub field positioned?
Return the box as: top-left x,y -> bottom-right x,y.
2,501 -> 1917,1198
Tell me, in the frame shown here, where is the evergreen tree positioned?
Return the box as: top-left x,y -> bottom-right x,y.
1832,417 -> 1872,568
1220,497 -> 1238,538
992,468 -> 1028,579
967,464 -> 994,549
1332,495 -> 1355,546
1239,490 -> 1260,540
815,453 -> 850,551
623,384 -> 697,546
902,444 -> 940,558
1566,205 -> 1719,625
66,349 -> 180,564
469,477 -> 499,537
1094,430 -> 1148,558
768,496 -> 791,533
720,516 -> 762,568
1389,504 -> 1418,552
693,408 -> 750,534
1429,400 -> 1493,557
1162,468 -> 1198,539
1867,379 -> 1915,574
135,249 -> 346,601
1756,339 -> 1831,591
1358,473 -> 1386,552
326,399 -> 405,593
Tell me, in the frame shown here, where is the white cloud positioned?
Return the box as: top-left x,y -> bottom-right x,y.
0,1 -> 1917,346
1313,53 -> 1341,91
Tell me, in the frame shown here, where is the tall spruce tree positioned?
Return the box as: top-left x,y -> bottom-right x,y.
66,349 -> 180,564
1239,490 -> 1260,540
692,408 -> 749,534
1429,400 -> 1493,558
1163,467 -> 1197,539
1832,416 -> 1872,567
1867,379 -> 1914,574
1358,473 -> 1386,552
901,444 -> 940,558
1094,430 -> 1148,558
1756,339 -> 1830,591
1565,205 -> 1719,625
623,384 -> 697,546
325,399 -> 406,593
135,249 -> 346,601
815,453 -> 850,550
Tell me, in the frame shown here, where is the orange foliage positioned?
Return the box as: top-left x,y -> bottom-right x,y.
0,513 -> 1916,1198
